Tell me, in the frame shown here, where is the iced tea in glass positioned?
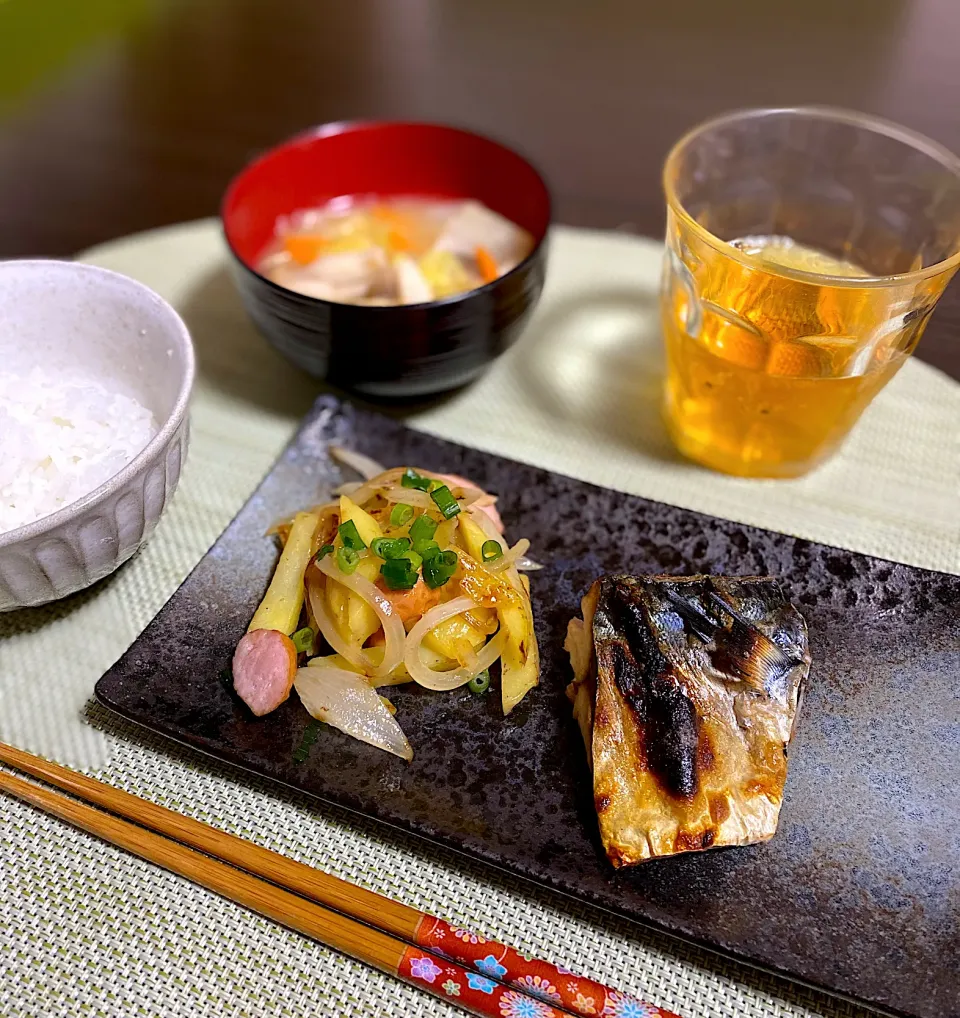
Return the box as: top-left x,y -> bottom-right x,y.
661,108 -> 960,478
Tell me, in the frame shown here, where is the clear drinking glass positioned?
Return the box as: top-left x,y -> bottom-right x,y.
660,107 -> 960,478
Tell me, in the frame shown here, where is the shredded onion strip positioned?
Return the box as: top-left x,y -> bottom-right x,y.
307,502 -> 340,554
381,486 -> 434,508
487,538 -> 531,573
333,480 -> 363,496
514,556 -> 544,571
267,500 -> 339,547
343,467 -> 408,506
313,556 -> 405,678
467,504 -> 504,542
378,485 -> 482,513
440,484 -> 484,510
404,596 -> 504,690
328,446 -> 386,481
265,514 -> 294,538
467,506 -> 541,571
345,467 -> 485,513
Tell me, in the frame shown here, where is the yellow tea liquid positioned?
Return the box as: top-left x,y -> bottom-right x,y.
663,235 -> 906,478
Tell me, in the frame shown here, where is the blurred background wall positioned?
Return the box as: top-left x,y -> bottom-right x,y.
1,0 -> 957,257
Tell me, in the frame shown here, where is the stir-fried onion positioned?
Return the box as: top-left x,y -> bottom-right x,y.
378,483 -> 483,512
514,555 -> 544,571
328,445 -> 386,480
343,467 -> 485,513
343,467 -> 408,506
237,457 -> 541,757
294,664 -> 413,761
468,507 -> 542,571
487,538 -> 531,573
404,596 -> 504,690
381,486 -> 434,508
313,556 -> 405,678
333,480 -> 363,496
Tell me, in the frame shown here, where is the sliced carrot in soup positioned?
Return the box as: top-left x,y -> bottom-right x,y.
284,234 -> 327,265
475,245 -> 499,283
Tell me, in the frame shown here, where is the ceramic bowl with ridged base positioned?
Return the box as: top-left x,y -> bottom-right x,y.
0,260 -> 195,612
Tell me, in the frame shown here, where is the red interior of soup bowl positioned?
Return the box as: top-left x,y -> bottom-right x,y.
222,121 -> 551,269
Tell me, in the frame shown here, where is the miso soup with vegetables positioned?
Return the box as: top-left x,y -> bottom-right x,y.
258,198 -> 534,306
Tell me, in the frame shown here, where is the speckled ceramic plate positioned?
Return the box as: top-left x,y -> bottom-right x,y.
96,396 -> 960,1018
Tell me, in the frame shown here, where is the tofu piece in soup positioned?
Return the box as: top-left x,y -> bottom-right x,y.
432,200 -> 533,269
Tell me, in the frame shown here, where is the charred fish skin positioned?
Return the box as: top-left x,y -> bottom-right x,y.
576,574 -> 810,867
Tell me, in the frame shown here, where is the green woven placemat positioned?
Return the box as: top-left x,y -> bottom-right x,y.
5,217 -> 956,1018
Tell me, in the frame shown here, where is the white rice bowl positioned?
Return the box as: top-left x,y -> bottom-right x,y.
0,370 -> 157,535
0,260 -> 194,611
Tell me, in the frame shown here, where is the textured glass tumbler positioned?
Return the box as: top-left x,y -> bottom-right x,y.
660,107 -> 960,478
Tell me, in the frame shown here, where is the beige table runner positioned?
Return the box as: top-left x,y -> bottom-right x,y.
3,218 -> 957,1018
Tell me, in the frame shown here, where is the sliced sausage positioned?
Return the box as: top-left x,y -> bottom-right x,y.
232,629 -> 297,716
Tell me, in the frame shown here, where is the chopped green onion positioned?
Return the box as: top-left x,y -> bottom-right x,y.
427,478 -> 444,492
422,549 -> 459,589
338,519 -> 366,550
291,627 -> 314,655
468,670 -> 491,695
400,468 -> 432,492
409,514 -> 438,548
402,549 -> 423,572
390,502 -> 414,527
380,557 -> 418,590
481,539 -> 503,562
416,540 -> 441,562
336,545 -> 360,574
422,566 -> 449,589
430,484 -> 460,519
370,536 -> 411,560
316,544 -> 335,561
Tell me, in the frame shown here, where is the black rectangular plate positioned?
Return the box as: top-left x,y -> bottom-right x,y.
96,396 -> 960,1018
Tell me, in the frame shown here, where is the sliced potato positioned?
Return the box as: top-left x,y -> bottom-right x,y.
457,552 -> 540,714
325,555 -> 381,646
325,577 -> 349,634
502,591 -> 540,713
458,513 -> 488,563
248,511 -> 321,635
422,613 -> 488,661
339,494 -> 383,546
348,557 -> 382,642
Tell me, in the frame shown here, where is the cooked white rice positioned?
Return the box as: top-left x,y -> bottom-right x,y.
0,369 -> 158,535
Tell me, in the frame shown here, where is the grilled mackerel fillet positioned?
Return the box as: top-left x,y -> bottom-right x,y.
565,574 -> 810,866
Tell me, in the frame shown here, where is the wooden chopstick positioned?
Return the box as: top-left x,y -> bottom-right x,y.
0,742 -> 681,1018
1,766 -> 545,1018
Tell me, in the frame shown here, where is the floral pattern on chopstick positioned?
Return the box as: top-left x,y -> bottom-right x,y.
413,917 -> 681,1018
399,948 -> 567,1018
